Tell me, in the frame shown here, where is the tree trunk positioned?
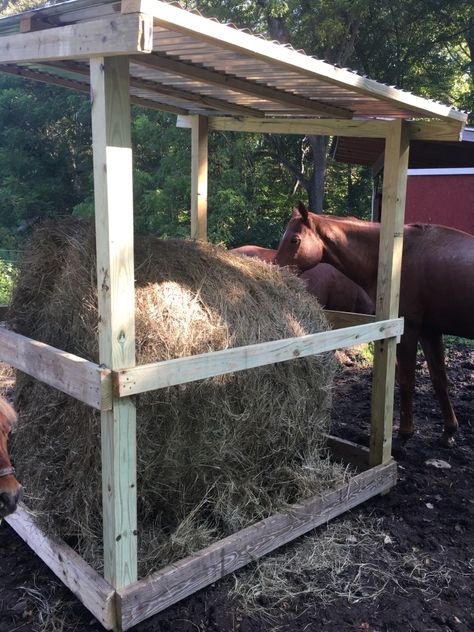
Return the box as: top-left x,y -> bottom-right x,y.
306,135 -> 329,212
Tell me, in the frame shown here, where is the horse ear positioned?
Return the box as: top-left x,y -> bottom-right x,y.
294,201 -> 309,225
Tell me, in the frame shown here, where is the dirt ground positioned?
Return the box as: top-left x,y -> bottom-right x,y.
1,342 -> 473,632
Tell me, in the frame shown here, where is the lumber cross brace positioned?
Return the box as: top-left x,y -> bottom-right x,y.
112,317 -> 404,398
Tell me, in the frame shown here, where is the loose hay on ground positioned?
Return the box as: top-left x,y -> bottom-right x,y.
9,219 -> 344,577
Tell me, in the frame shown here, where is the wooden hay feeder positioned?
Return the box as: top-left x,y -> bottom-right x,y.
0,0 -> 467,629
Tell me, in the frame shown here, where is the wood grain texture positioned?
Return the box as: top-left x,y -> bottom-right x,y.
123,0 -> 466,122
117,461 -> 397,630
370,120 -> 410,466
113,318 -> 404,397
190,115 -> 208,241
5,506 -> 116,630
323,310 -> 376,329
0,326 -> 112,410
91,56 -> 138,590
0,13 -> 153,63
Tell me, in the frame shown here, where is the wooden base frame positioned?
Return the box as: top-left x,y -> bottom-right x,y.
5,436 -> 396,631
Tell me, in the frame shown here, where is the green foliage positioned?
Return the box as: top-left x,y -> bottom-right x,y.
0,259 -> 15,304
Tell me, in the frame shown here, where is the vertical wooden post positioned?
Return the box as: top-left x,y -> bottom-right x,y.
370,120 -> 410,466
90,56 -> 137,589
190,114 -> 208,240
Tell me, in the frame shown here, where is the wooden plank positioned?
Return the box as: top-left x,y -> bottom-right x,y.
324,434 -> 370,469
0,326 -> 112,411
113,318 -> 404,397
123,0 -> 466,123
409,120 -> 464,142
90,56 -> 138,590
117,460 -> 397,630
0,64 -> 189,114
370,120 -> 410,467
130,54 -> 353,119
0,13 -> 153,64
5,506 -> 116,630
177,115 -> 393,138
323,310 -> 376,329
190,115 -> 208,241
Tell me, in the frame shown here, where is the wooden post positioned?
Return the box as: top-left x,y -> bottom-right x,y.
90,56 -> 138,589
370,120 -> 410,466
190,114 -> 208,240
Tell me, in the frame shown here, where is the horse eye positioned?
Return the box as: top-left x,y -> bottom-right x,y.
290,236 -> 301,245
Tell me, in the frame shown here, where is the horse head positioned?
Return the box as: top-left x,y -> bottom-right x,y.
275,201 -> 323,271
0,398 -> 23,519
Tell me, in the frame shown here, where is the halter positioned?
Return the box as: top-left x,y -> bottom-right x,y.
0,466 -> 15,478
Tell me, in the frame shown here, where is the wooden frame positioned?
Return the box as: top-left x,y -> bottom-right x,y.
1,0 -> 466,628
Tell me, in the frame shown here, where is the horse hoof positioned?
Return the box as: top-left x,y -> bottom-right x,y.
440,434 -> 456,448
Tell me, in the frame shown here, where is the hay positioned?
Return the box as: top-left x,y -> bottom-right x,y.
9,219 -> 343,576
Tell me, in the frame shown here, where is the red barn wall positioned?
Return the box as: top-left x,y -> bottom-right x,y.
405,171 -> 474,235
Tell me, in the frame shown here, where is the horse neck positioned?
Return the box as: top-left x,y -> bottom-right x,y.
314,216 -> 380,295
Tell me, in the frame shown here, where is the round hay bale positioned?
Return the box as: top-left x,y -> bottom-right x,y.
9,219 -> 342,576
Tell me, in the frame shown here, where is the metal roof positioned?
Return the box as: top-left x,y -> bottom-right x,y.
0,0 -> 468,124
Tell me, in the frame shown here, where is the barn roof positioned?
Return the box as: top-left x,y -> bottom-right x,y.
0,0 -> 468,128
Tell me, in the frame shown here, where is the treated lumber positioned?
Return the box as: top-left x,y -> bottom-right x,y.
190,115 -> 208,240
130,54 -> 352,119
0,63 -> 188,114
0,326 -> 112,411
370,120 -> 410,467
0,13 -> 153,64
90,56 -> 138,590
123,0 -> 466,123
324,434 -> 370,469
323,310 -> 375,328
113,318 -> 404,397
117,460 -> 397,630
5,506 -> 116,630
177,115 -> 393,138
409,120 -> 465,142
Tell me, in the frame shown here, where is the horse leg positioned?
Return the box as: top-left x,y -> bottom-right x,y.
419,333 -> 458,447
396,329 -> 419,441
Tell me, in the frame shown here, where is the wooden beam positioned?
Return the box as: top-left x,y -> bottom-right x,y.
190,115 -> 208,241
323,310 -> 375,328
123,0 -> 466,123
113,318 -> 403,397
5,506 -> 116,630
370,120 -> 410,467
324,434 -> 370,469
0,326 -> 112,411
0,13 -> 153,64
48,58 -> 263,117
0,63 -> 188,114
409,120 -> 464,141
177,115 -> 393,138
130,54 -> 353,119
117,460 -> 397,630
90,56 -> 138,590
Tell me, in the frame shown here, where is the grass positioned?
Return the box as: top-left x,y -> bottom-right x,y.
0,259 -> 15,304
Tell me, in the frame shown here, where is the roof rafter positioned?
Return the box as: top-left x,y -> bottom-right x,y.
130,53 -> 353,119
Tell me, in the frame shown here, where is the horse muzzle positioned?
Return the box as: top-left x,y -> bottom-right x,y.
0,481 -> 23,519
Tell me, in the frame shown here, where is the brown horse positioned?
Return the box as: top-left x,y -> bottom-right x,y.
275,202 -> 474,445
230,245 -> 277,264
0,397 -> 22,519
230,245 -> 374,314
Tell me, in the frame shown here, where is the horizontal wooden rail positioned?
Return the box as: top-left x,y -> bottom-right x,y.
117,460 -> 397,630
113,318 -> 403,397
5,506 -> 116,630
323,309 -> 375,329
177,116 -> 465,142
0,12 -> 153,64
0,327 -> 112,410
